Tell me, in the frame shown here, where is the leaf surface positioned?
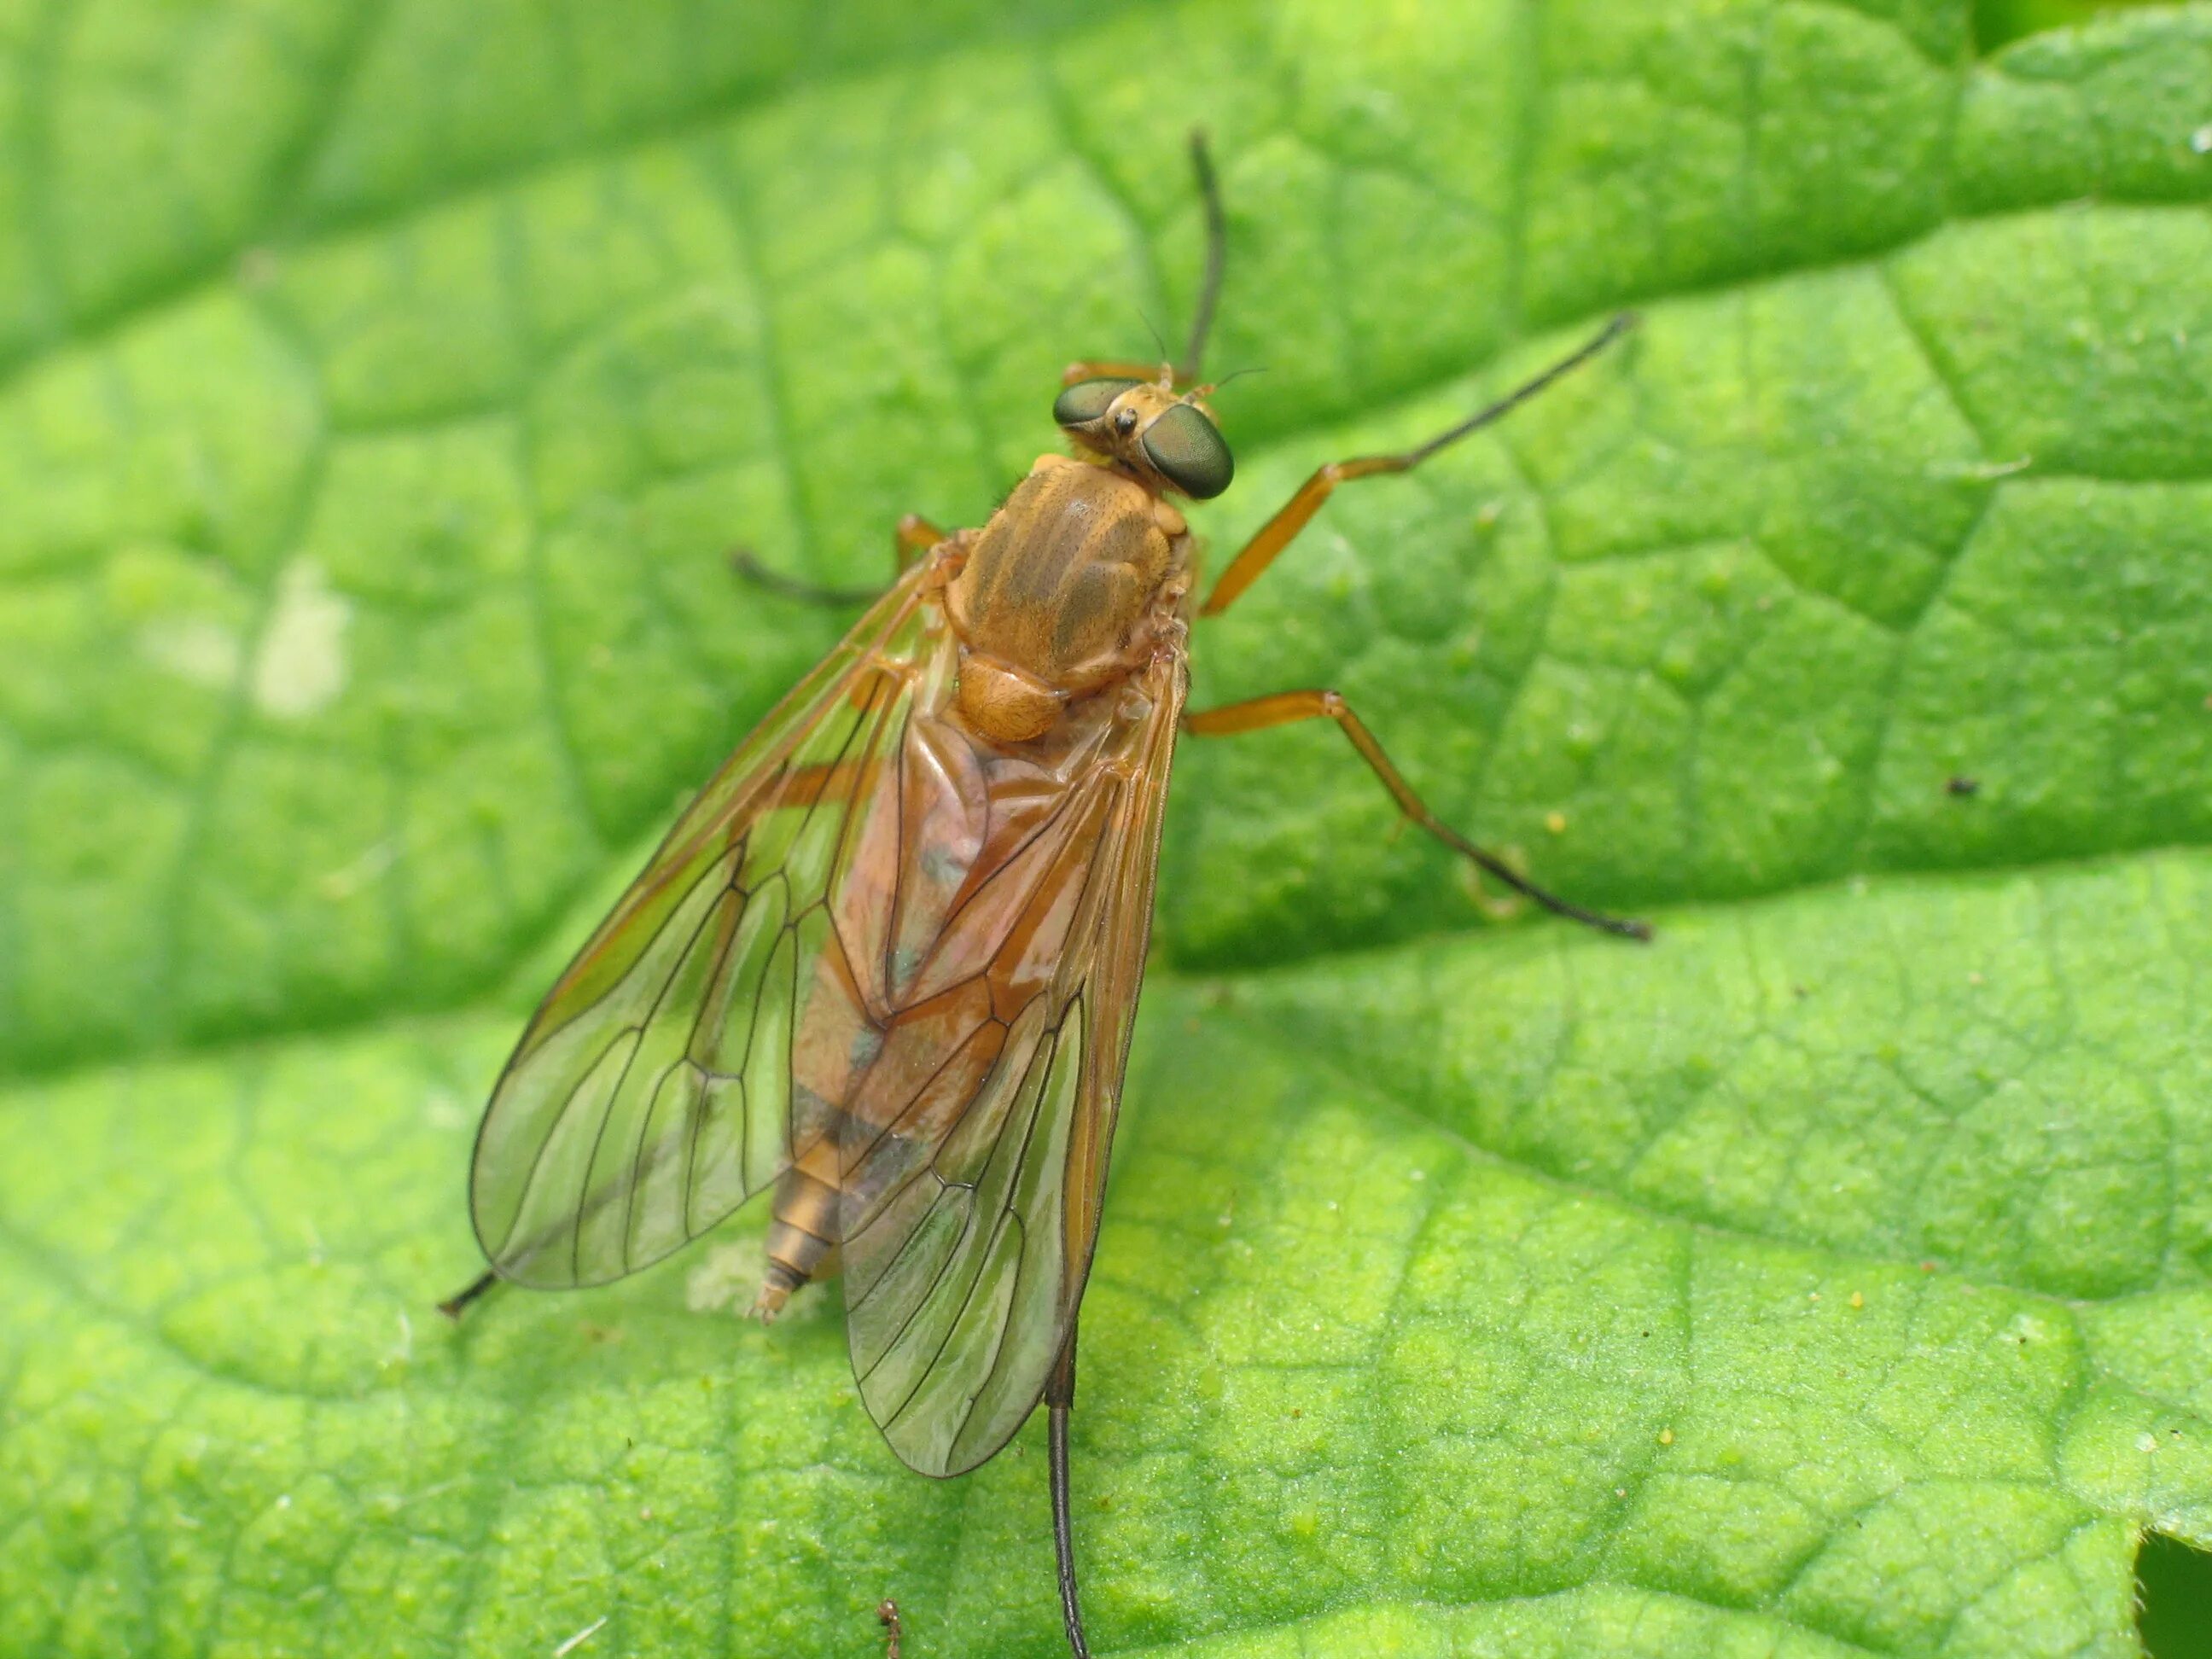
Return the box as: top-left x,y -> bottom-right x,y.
4,2 -> 2212,1654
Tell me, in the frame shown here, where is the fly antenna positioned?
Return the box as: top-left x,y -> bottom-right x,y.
1210,364 -> 1269,393
1136,307 -> 1172,368
1176,128 -> 1228,387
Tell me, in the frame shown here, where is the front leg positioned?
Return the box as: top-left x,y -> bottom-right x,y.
1198,315 -> 1636,617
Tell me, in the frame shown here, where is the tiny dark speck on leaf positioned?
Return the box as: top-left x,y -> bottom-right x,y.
1946,775 -> 1980,796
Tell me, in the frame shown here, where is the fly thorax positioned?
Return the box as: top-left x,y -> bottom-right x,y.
956,653 -> 1062,743
947,460 -> 1174,706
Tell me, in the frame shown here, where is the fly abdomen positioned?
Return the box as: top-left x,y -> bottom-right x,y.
754,1153 -> 840,1321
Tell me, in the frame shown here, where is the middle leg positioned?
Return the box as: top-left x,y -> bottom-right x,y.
1184,689 -> 1650,940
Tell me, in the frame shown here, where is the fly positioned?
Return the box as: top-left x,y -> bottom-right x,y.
440,131 -> 1647,1657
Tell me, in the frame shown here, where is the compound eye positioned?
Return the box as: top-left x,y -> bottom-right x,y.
1052,377 -> 1141,428
1140,403 -> 1234,499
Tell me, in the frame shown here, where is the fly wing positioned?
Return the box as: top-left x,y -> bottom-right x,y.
467,565 -> 948,1289
838,650 -> 1187,1476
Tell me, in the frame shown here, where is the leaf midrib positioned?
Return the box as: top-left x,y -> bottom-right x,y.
12,309 -> 2209,1084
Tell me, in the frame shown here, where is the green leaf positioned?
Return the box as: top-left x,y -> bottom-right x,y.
5,2 -> 2211,1655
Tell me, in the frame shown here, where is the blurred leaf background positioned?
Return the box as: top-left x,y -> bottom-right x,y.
1976,0 -> 2168,45
4,1 -> 2212,1655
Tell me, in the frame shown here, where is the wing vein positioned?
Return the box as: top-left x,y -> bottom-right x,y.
588,850 -> 754,1278
878,1023 -> 1061,1427
466,562 -> 944,1291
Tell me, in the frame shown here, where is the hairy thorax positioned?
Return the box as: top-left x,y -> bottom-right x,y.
946,456 -> 1187,742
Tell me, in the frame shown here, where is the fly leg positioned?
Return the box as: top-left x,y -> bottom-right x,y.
1046,1323 -> 1091,1659
890,514 -> 949,568
436,1268 -> 498,1319
729,513 -> 950,606
1198,313 -> 1636,617
1184,690 -> 1650,940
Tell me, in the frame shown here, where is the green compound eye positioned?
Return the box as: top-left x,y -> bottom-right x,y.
1139,402 -> 1234,498
1052,378 -> 1141,427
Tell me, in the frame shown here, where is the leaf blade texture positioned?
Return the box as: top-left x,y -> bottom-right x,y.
4,2 -> 2211,1654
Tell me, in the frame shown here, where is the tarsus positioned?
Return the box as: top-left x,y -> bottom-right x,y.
1047,1326 -> 1091,1658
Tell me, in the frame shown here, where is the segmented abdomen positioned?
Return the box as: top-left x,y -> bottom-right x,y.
758,687 -> 1140,1312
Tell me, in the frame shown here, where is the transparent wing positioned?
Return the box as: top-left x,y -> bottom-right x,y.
838,651 -> 1186,1476
466,566 -> 946,1288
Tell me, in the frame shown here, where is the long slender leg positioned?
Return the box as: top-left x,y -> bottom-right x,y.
1046,1324 -> 1091,1659
1199,313 -> 1637,617
728,551 -> 880,607
1184,690 -> 1651,940
437,1268 -> 498,1319
729,513 -> 949,607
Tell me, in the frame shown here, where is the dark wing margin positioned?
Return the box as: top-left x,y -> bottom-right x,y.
839,650 -> 1188,1476
465,565 -> 946,1289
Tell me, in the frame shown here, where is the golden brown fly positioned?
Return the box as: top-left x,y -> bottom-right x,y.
440,132 -> 1646,1656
